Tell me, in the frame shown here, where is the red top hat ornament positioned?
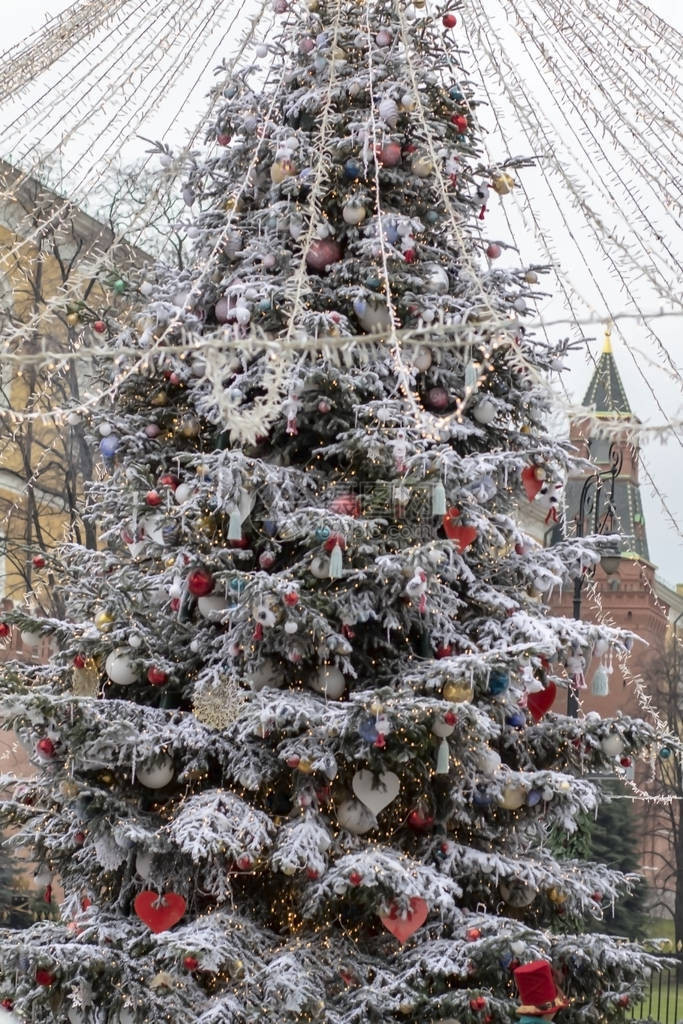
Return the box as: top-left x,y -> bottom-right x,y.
514,960 -> 569,1017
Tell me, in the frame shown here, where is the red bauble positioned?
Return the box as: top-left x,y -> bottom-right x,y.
147,666 -> 168,686
407,810 -> 434,832
349,870 -> 363,886
374,733 -> 386,749
187,568 -> 214,596
444,710 -> 457,726
0,623 -> 10,637
183,956 -> 200,971
323,533 -> 346,553
591,891 -> 603,902
1,999 -> 12,1010
286,755 -> 300,768
145,490 -> 162,507
486,243 -> 502,259
377,141 -> 402,167
466,927 -> 481,942
620,756 -> 632,768
617,995 -> 630,1008
404,248 -> 416,263
306,867 -> 319,880
74,831 -> 86,846
36,737 -> 56,759
73,654 -> 86,669
469,997 -> 486,1011
306,239 -> 343,273
442,13 -> 457,27
427,386 -> 449,411
216,133 -> 231,146
92,320 -> 107,334
284,591 -> 299,607
158,473 -> 179,491
452,115 -> 468,133
236,854 -> 253,871
436,645 -> 452,659
32,554 -> 46,569
35,969 -> 55,986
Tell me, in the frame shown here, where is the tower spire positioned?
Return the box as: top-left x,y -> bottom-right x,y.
582,324 -> 630,415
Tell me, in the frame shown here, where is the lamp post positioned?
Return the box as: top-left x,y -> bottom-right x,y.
567,441 -> 624,717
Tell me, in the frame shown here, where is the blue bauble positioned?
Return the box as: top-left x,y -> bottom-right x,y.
315,526 -> 331,541
425,209 -> 439,225
473,786 -> 492,808
527,788 -> 543,807
263,520 -> 277,537
344,158 -> 362,180
488,670 -> 509,695
506,711 -> 526,728
499,952 -> 514,970
660,746 -> 672,759
257,298 -> 271,312
449,86 -> 464,101
366,275 -> 381,290
229,577 -> 245,593
353,298 -> 367,318
358,717 -> 379,743
99,434 -> 119,458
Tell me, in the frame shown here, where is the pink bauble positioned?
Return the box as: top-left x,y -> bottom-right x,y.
306,239 -> 342,272
378,142 -> 402,167
318,399 -> 331,414
427,387 -> 449,410
215,297 -> 230,323
262,253 -> 277,269
259,551 -> 276,569
376,29 -> 393,46
145,424 -> 161,438
299,37 -> 315,53
273,0 -> 287,10
486,243 -> 502,259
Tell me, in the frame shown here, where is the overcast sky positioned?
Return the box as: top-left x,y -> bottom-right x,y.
4,0 -> 683,586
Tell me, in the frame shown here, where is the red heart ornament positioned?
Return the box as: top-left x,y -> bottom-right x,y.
527,682 -> 557,722
380,896 -> 429,943
134,891 -> 186,933
443,508 -> 478,552
521,466 -> 543,502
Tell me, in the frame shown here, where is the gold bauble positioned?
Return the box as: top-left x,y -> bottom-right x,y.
443,680 -> 474,703
308,0 -> 319,9
270,159 -> 297,184
197,514 -> 217,534
229,958 -> 245,978
492,172 -> 515,195
413,0 -> 426,7
60,780 -> 80,798
525,271 -> 539,284
94,611 -> 114,632
180,414 -> 200,438
66,312 -> 80,327
297,758 -> 313,774
281,863 -> 297,876
150,391 -> 168,407
548,887 -> 567,904
412,153 -> 433,178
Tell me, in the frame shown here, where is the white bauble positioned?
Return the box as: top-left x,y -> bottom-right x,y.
601,733 -> 625,757
336,797 -> 376,834
136,756 -> 174,789
378,97 -> 399,127
500,880 -> 536,908
411,152 -> 433,177
342,199 -> 367,225
432,717 -> 456,738
197,595 -> 230,620
20,629 -> 41,649
284,620 -> 298,634
499,782 -> 526,810
105,649 -> 139,686
140,281 -> 154,297
67,412 -> 82,426
401,91 -> 416,111
422,262 -> 449,294
355,297 -> 393,334
99,422 -> 113,436
472,398 -> 496,425
247,660 -> 282,692
513,297 -> 527,313
413,346 -> 432,370
310,556 -> 330,579
476,748 -> 501,777
310,665 -> 345,699
174,483 -> 195,504
135,849 -> 154,878
33,865 -> 52,887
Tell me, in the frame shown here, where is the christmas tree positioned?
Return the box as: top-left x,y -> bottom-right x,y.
0,0 -> 673,1021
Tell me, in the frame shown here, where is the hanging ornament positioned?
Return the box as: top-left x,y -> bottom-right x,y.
411,152 -> 433,177
601,733 -> 625,757
375,28 -> 393,46
526,682 -> 556,722
378,97 -> 399,126
500,880 -> 536,907
94,610 -> 114,632
377,142 -> 402,167
422,263 -> 449,294
310,555 -> 330,579
352,770 -> 400,814
521,465 -> 546,502
492,172 -> 515,195
488,669 -> 509,696
354,296 -> 393,334
442,679 -> 473,703
380,897 -> 429,943
486,243 -> 502,260
472,398 -> 496,425
187,568 -> 214,596
452,114 -> 468,133
336,798 -> 376,834
134,891 -> 186,933
442,13 -> 457,27
566,653 -> 586,690
105,650 -> 139,687
342,198 -> 367,225
426,386 -> 449,411
271,157 -> 297,183
404,568 -> 428,613
591,662 -> 610,697
136,757 -> 174,789
310,665 -> 346,699
306,239 -> 342,272
442,508 -> 478,552
499,782 -> 527,810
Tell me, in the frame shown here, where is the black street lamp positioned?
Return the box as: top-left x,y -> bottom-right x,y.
567,441 -> 624,717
